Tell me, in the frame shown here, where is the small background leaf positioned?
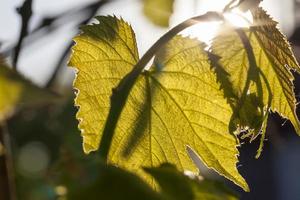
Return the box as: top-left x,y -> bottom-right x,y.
69,163 -> 161,200
0,57 -> 57,121
143,0 -> 174,27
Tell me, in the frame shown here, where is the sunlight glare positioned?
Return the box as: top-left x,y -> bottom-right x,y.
179,2 -> 253,44
224,8 -> 253,27
181,21 -> 221,44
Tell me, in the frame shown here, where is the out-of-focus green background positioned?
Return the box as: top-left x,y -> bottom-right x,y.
1,0 -> 300,199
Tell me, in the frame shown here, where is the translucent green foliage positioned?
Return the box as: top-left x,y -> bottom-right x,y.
69,16 -> 139,154
69,16 -> 248,191
69,4 -> 300,194
211,7 -> 300,156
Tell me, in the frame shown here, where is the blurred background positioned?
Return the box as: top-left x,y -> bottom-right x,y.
1,0 -> 300,199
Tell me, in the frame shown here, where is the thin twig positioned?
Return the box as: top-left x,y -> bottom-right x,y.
13,0 -> 33,70
4,0 -> 116,58
45,0 -> 110,89
45,43 -> 73,89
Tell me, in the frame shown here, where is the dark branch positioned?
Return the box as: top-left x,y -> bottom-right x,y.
13,0 -> 33,70
45,0 -> 110,89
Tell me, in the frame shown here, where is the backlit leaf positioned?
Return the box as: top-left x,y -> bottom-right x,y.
69,16 -> 139,153
69,16 -> 248,191
211,7 -> 300,151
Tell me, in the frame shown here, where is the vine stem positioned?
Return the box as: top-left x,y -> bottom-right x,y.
99,11 -> 224,161
0,122 -> 17,200
13,0 -> 33,71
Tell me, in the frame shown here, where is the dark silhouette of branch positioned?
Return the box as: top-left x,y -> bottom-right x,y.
13,0 -> 33,70
29,1 -> 109,41
45,43 -> 73,89
45,0 -> 110,89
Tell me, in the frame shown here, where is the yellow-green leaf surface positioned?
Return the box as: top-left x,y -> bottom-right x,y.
212,7 -> 300,136
69,16 -> 139,153
143,0 -> 174,27
69,16 -> 248,191
0,57 -> 55,121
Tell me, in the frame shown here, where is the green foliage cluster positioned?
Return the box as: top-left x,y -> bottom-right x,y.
68,1 -> 300,198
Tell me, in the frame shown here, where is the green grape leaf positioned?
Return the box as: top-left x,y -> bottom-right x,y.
144,164 -> 238,200
69,16 -> 139,153
143,0 -> 174,27
210,28 -> 268,141
0,57 -> 57,121
69,16 -> 248,191
211,7 -> 300,149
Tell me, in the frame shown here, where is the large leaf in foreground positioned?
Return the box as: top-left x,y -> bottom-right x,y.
0,57 -> 56,121
143,0 -> 174,27
69,17 -> 248,191
212,7 -> 300,138
137,36 -> 246,190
